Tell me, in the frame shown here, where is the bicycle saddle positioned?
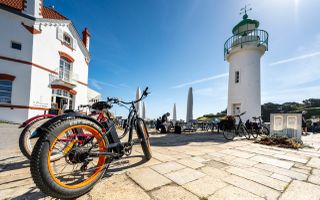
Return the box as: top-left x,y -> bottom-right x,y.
91,101 -> 112,110
252,116 -> 261,120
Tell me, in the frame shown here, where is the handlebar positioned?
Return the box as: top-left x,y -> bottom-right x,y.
107,87 -> 150,105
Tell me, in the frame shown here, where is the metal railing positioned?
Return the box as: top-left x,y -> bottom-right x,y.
49,69 -> 79,84
224,29 -> 268,59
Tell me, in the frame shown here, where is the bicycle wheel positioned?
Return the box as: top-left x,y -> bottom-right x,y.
251,127 -> 259,139
239,124 -> 251,140
261,125 -> 270,136
19,118 -> 50,160
31,119 -> 108,199
222,125 -> 236,140
136,118 -> 152,160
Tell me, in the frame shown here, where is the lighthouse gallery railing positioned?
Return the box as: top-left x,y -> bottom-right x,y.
224,29 -> 268,59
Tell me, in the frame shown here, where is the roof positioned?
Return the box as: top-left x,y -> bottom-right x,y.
232,14 -> 259,35
0,0 -> 67,20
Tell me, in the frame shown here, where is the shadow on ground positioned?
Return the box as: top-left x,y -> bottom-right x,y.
149,132 -> 230,147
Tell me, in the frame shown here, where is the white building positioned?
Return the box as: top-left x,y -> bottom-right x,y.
224,10 -> 268,121
0,0 -> 100,122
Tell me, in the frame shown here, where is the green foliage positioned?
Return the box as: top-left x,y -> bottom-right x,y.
200,98 -> 320,122
261,98 -> 320,122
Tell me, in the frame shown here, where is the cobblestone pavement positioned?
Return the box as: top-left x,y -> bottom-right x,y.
1,125 -> 320,200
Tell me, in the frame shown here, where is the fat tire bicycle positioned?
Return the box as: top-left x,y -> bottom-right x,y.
30,87 -> 151,199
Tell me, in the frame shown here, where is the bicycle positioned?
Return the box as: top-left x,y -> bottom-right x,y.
30,87 -> 151,199
222,112 -> 251,140
251,116 -> 270,136
18,104 -> 93,159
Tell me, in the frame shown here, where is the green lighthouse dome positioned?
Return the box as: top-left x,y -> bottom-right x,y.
232,14 -> 260,35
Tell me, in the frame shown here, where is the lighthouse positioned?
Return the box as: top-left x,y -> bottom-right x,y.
224,6 -> 268,121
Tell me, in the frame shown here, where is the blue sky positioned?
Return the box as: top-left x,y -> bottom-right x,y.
46,0 -> 320,120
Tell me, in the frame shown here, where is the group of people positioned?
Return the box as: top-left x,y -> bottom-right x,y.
156,112 -> 173,133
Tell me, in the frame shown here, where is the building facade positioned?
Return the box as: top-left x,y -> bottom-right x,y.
0,0 -> 99,122
224,11 -> 268,121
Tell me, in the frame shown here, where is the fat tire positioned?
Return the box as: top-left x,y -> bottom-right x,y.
19,118 -> 49,160
30,118 -> 108,199
136,118 -> 152,160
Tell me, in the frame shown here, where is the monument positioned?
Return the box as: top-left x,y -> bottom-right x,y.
173,103 -> 177,126
142,102 -> 146,119
135,87 -> 141,116
224,6 -> 268,121
186,87 -> 193,122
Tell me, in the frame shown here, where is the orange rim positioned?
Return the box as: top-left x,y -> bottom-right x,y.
47,125 -> 107,189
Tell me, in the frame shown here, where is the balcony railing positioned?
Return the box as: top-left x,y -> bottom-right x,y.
49,69 -> 79,85
224,29 -> 268,59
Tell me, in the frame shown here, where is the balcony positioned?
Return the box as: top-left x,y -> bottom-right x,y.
224,29 -> 268,59
49,69 -> 79,88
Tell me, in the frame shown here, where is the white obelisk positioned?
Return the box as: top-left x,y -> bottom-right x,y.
142,102 -> 146,119
135,87 -> 141,116
173,103 -> 177,126
186,87 -> 193,122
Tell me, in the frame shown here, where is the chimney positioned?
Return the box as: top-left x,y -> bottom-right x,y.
82,28 -> 91,51
23,0 -> 43,18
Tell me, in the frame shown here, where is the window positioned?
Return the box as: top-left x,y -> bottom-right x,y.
63,33 -> 72,46
232,104 -> 241,115
0,80 -> 13,103
235,71 -> 240,83
11,41 -> 22,50
59,58 -> 71,82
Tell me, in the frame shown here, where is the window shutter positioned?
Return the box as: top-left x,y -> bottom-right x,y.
57,27 -> 63,41
72,38 -> 77,50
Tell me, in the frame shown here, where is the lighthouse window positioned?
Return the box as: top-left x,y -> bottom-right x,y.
235,71 -> 240,83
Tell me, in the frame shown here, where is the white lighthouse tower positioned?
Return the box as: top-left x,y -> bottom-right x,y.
225,6 -> 268,121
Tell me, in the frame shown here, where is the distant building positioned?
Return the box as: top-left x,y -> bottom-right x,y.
224,8 -> 268,121
87,88 -> 101,105
0,0 -> 100,122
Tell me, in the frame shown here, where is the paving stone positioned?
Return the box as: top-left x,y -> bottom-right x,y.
207,152 -> 227,158
226,167 -> 288,191
255,163 -> 308,181
88,174 -> 151,200
236,147 -> 275,156
176,158 -> 204,169
273,153 -> 309,163
290,167 -> 310,175
308,174 -> 320,185
307,157 -> 320,169
190,156 -> 211,163
151,161 -> 186,174
150,185 -> 199,200
223,175 -> 280,200
246,167 -> 273,176
219,149 -> 255,158
250,155 -> 294,169
183,175 -> 227,197
200,167 -> 230,178
280,180 -> 320,200
271,173 -> 292,183
209,185 -> 263,200
312,168 -> 320,175
165,168 -> 205,185
127,167 -> 171,191
230,158 -> 259,167
204,159 -> 229,168
151,152 -> 176,162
